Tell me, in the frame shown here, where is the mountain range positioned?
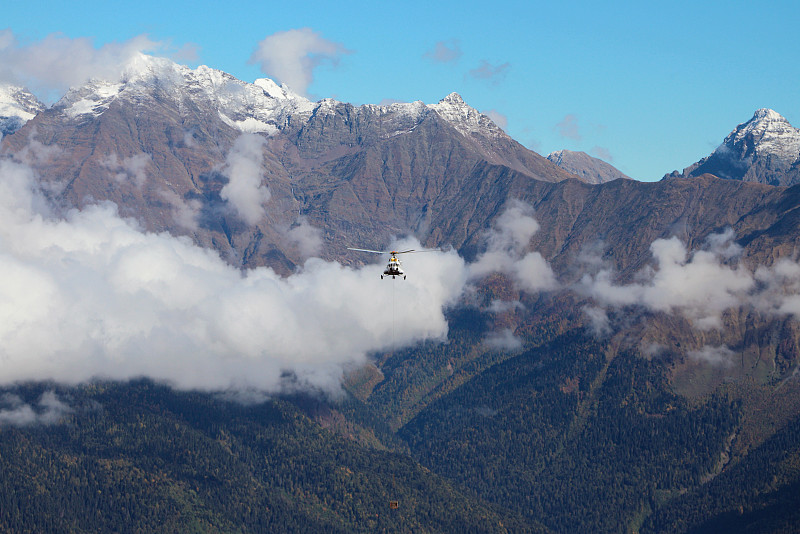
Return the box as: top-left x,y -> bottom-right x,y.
2,54 -> 800,532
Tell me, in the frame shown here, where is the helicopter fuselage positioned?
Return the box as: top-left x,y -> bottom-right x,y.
382,256 -> 405,279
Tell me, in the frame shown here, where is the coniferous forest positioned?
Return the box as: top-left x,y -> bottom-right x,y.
2,308 -> 800,533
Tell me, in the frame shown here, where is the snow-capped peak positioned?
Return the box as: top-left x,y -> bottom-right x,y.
54,53 -> 315,134
119,53 -> 184,84
427,92 -> 504,138
0,84 -> 45,136
722,108 -> 800,163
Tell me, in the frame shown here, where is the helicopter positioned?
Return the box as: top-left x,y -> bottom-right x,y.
347,247 -> 433,279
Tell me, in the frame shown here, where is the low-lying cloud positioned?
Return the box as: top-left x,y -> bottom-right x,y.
483,328 -> 523,351
469,200 -> 558,293
100,152 -> 152,188
688,345 -> 736,367
583,231 -> 753,330
0,391 -> 72,427
0,156 -> 468,394
581,228 -> 800,332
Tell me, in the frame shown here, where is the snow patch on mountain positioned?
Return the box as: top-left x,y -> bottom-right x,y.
0,84 -> 45,136
363,100 -> 430,138
61,80 -> 123,118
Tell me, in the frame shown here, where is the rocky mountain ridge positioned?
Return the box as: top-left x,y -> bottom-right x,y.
1,54 -> 581,272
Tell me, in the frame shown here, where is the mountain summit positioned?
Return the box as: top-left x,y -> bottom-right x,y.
667,108 -> 800,185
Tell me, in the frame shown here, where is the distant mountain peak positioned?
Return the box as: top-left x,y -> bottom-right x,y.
667,108 -> 800,186
724,108 -> 800,163
546,149 -> 630,184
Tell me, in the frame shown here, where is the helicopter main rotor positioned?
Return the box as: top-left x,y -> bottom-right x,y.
346,248 -> 416,256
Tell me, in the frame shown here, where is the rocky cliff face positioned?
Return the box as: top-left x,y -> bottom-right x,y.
667,108 -> 800,186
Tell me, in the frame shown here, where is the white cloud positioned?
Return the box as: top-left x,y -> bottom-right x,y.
468,60 -> 510,84
284,217 -> 323,258
220,134 -> 271,225
484,109 -> 508,130
0,391 -> 72,426
583,234 -> 754,329
100,152 -> 152,187
485,299 -> 522,313
159,188 -> 202,231
483,328 -> 522,351
591,146 -> 613,162
469,200 -> 558,292
753,259 -> 800,317
688,345 -> 736,367
249,28 -> 351,97
582,305 -> 612,337
556,114 -> 582,141
0,156 -> 467,394
0,31 -> 162,99
579,229 -> 800,332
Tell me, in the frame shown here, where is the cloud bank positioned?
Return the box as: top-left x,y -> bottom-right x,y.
0,152 -> 563,395
581,228 -> 800,332
0,156 -> 468,394
583,231 -> 753,329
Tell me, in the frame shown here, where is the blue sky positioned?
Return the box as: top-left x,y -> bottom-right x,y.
3,0 -> 799,181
